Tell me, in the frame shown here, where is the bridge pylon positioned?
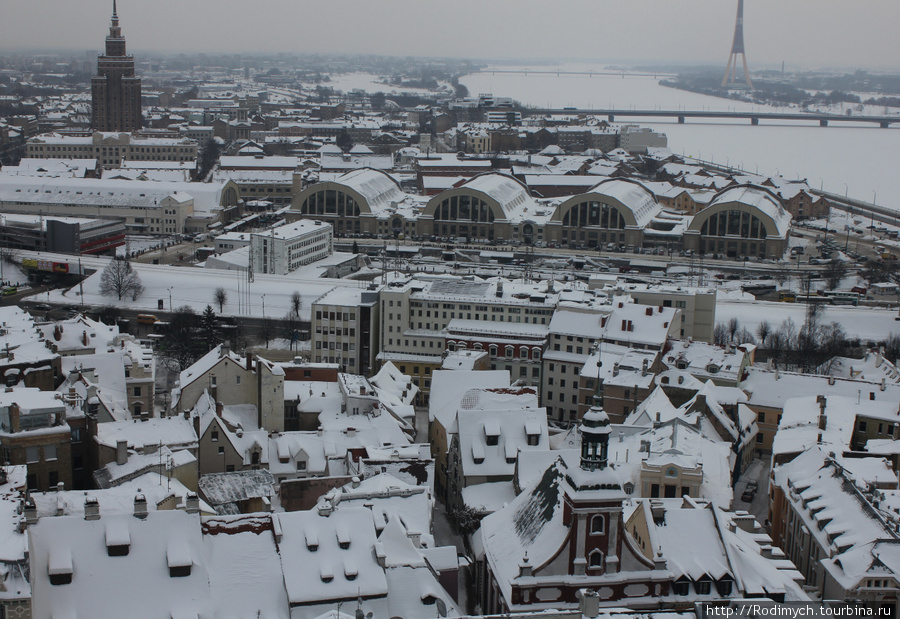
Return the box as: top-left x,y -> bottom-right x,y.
722,0 -> 753,89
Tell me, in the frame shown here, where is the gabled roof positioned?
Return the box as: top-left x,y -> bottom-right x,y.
30,510 -> 213,618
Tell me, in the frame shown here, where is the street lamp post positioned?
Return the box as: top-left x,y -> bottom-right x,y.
167,287 -> 173,311
262,294 -> 266,318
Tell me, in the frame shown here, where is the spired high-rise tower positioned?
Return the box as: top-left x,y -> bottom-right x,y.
722,0 -> 753,89
91,1 -> 142,132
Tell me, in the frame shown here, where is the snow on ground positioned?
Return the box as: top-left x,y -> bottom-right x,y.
41,260 -> 358,320
716,299 -> 900,342
1,262 -> 31,287
318,73 -> 449,98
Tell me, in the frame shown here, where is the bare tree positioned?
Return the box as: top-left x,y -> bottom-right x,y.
823,259 -> 848,291
99,258 -> 144,301
734,328 -> 756,346
713,323 -> 730,347
756,320 -> 772,349
727,317 -> 740,344
214,287 -> 227,313
289,291 -> 302,319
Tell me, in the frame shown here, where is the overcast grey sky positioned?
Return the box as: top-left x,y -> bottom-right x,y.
3,0 -> 898,70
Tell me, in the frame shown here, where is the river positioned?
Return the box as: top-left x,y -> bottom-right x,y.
459,65 -> 900,211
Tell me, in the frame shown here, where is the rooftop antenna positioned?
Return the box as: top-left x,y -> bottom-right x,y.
722,0 -> 753,89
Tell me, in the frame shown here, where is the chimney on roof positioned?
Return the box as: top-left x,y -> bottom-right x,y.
817,395 -> 827,430
57,481 -> 64,493
654,412 -> 661,428
642,358 -> 649,377
84,496 -> 100,521
220,343 -> 230,358
246,352 -> 253,372
407,530 -> 422,548
613,362 -> 620,377
650,500 -> 666,525
317,500 -> 333,517
351,476 -> 360,489
24,498 -> 38,525
216,401 -> 223,417
133,493 -> 148,519
580,590 -> 600,619
116,440 -> 128,466
185,492 -> 200,514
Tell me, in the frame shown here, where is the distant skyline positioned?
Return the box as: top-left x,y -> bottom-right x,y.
2,0 -> 899,71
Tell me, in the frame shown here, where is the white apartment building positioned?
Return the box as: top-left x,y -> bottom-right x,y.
311,288 -> 380,376
249,220 -> 333,275
27,132 -> 198,169
379,277 -> 557,403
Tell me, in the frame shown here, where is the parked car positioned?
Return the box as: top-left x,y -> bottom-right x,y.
740,489 -> 755,502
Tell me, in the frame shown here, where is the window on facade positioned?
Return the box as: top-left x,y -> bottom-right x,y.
588,550 -> 604,568
590,515 -> 605,534
26,446 -> 39,464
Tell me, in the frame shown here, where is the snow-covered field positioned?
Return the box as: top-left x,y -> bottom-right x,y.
716,299 -> 900,342
319,73 -> 451,98
43,259 -> 359,321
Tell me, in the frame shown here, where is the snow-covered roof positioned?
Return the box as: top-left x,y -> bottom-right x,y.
428,369 -> 510,427
275,506 -> 388,604
331,167 -> 404,210
202,515 -> 291,618
94,416 -> 198,451
30,510 -> 212,618
587,178 -> 662,228
0,175 -> 233,217
455,173 -> 547,223
457,408 -> 548,480
701,185 -> 792,237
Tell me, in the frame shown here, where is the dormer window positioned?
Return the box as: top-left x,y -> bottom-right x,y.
673,576 -> 691,596
167,543 -> 192,578
305,530 -> 318,552
472,442 -> 485,465
344,561 -> 358,581
48,548 -> 73,585
320,565 -> 334,583
484,420 -> 500,446
716,575 -> 734,596
105,521 -> 130,557
695,575 -> 712,595
336,527 -> 351,550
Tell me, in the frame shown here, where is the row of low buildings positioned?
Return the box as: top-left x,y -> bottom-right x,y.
308,273 -> 716,409
289,168 -> 793,259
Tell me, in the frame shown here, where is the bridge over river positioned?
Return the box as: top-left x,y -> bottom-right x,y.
525,107 -> 899,128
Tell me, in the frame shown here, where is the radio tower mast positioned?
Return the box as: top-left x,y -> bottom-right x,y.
722,0 -> 753,89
